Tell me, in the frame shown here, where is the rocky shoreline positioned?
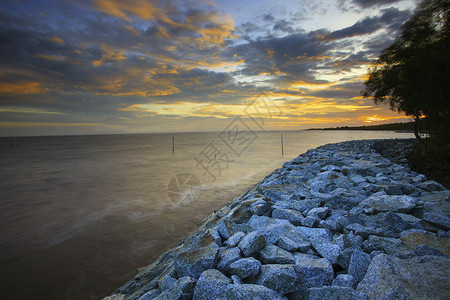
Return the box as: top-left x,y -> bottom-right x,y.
104,139 -> 450,300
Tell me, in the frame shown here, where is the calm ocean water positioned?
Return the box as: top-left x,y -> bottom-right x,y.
0,130 -> 414,299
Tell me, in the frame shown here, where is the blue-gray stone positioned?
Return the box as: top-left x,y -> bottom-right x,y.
229,257 -> 261,279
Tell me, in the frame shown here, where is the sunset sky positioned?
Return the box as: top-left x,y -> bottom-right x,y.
0,0 -> 420,136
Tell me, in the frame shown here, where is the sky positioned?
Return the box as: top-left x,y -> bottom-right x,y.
0,0 -> 421,136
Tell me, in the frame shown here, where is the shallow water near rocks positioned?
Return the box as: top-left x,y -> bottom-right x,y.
0,130 -> 414,299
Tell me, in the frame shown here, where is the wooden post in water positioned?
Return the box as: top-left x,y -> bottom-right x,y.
281,133 -> 284,155
172,136 -> 175,153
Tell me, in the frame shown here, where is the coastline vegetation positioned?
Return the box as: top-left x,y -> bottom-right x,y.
306,121 -> 415,131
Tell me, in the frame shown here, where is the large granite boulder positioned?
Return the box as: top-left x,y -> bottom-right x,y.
175,243 -> 219,278
225,284 -> 287,300
238,231 -> 266,257
306,286 -> 368,300
229,257 -> 261,279
348,249 -> 371,283
193,269 -> 231,300
216,247 -> 242,274
272,208 -> 304,225
153,276 -> 196,300
259,244 -> 295,264
254,264 -> 301,294
293,253 -> 334,288
357,254 -> 450,299
359,194 -> 417,214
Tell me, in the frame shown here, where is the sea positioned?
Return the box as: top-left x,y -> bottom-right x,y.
0,130 -> 414,299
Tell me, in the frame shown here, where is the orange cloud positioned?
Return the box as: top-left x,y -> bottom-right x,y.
35,53 -> 67,61
92,44 -> 127,67
93,0 -> 157,21
48,35 -> 64,44
121,25 -> 140,35
0,81 -> 48,94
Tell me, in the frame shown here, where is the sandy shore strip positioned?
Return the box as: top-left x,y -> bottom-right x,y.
104,139 -> 450,300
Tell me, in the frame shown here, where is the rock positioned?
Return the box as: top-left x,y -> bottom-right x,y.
263,188 -> 291,202
290,199 -> 322,212
154,276 -> 196,300
418,180 -> 445,192
247,215 -> 311,245
348,174 -> 366,185
400,231 -> 450,257
412,244 -> 446,257
352,235 -> 364,248
306,286 -> 368,300
348,249 -> 371,283
301,216 -> 320,227
336,247 -> 357,270
247,215 -> 293,233
386,212 -> 424,233
309,236 -> 343,264
206,228 -> 222,246
193,269 -> 231,300
412,174 -> 427,183
362,235 -> 405,256
224,231 -> 246,247
400,183 -> 419,195
277,231 -> 311,253
359,194 -> 417,214
296,226 -> 333,240
345,223 -> 384,239
217,219 -> 246,240
225,284 -> 287,300
332,274 -> 356,288
273,201 -> 290,209
422,212 -> 450,230
307,207 -> 330,219
238,231 -> 266,257
341,167 -> 351,176
254,264 -> 301,294
357,254 -> 450,299
293,253 -> 334,288
229,257 -> 261,279
160,275 -> 177,291
175,243 -> 219,278
216,247 -> 242,274
272,208 -> 304,225
225,204 -> 253,225
231,275 -> 243,284
277,236 -> 299,252
437,230 -> 450,238
347,166 -> 377,177
382,185 -> 403,195
259,244 -> 295,264
247,198 -> 272,216
138,289 -> 161,300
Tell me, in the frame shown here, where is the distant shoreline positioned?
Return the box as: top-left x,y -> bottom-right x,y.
306,121 -> 414,132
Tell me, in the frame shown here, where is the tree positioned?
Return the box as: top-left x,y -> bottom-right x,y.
362,0 -> 450,146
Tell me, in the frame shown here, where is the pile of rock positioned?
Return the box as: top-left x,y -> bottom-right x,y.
105,139 -> 450,300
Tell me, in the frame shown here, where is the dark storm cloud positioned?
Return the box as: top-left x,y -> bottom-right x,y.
352,0 -> 402,8
273,20 -> 294,33
231,32 -> 332,83
326,8 -> 411,40
263,14 -> 275,22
